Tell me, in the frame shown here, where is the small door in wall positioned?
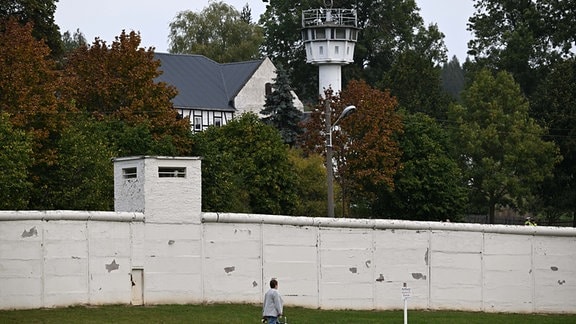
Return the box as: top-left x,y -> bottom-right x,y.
131,268 -> 144,305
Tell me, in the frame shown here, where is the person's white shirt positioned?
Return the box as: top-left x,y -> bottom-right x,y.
262,281 -> 283,318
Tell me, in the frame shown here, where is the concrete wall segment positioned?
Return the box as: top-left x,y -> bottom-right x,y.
1,157 -> 576,312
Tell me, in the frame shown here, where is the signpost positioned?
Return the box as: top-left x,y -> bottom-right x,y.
401,283 -> 412,324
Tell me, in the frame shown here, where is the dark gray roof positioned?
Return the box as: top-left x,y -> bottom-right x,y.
154,53 -> 264,111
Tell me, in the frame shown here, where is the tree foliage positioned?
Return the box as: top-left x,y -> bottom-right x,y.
0,113 -> 33,209
288,149 -> 329,217
61,28 -> 86,53
467,0 -> 576,96
43,116 -> 115,210
448,69 -> 560,223
0,18 -> 77,209
261,64 -> 302,146
65,30 -> 193,156
300,81 -> 403,217
441,55 -> 465,101
193,113 -> 298,215
531,58 -> 576,224
374,112 -> 468,221
168,1 -> 263,62
0,0 -> 63,57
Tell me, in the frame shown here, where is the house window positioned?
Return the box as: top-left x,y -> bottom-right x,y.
158,167 -> 186,178
214,116 -> 222,127
194,116 -> 202,131
334,46 -> 339,54
122,167 -> 137,179
265,82 -> 273,96
319,46 -> 324,55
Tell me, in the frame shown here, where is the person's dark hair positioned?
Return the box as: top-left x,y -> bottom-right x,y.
270,279 -> 278,288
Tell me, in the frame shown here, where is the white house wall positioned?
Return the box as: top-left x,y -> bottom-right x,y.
234,58 -> 304,118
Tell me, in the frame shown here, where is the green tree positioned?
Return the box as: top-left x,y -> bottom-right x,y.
289,149 -> 329,217
0,113 -> 33,209
261,64 -> 302,146
45,116 -> 115,210
61,28 -> 86,53
467,0 -> 576,96
0,0 -> 63,57
448,69 -> 560,224
531,58 -> 576,225
374,112 -> 468,221
441,55 -> 465,101
385,45 -> 451,120
193,113 -> 298,215
168,1 -> 263,62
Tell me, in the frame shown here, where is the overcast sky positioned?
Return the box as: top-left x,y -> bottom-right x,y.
55,0 -> 474,62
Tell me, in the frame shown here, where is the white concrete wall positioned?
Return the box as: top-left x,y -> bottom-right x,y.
201,213 -> 576,313
0,211 -> 143,309
1,156 -> 575,313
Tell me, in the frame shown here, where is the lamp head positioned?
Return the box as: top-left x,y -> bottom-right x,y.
340,105 -> 357,119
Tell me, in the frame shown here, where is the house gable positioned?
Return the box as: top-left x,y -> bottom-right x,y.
154,53 -> 302,132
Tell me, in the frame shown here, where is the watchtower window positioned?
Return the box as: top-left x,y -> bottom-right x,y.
123,167 -> 137,179
350,30 -> 358,41
335,28 -> 346,39
158,167 -> 186,178
316,29 -> 326,39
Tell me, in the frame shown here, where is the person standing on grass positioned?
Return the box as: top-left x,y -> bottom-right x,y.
262,278 -> 283,324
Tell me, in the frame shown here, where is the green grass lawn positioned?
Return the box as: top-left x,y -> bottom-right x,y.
1,303 -> 575,323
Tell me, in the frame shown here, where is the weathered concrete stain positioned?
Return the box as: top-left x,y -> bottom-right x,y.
252,281 -> 258,287
412,272 -> 427,280
105,259 -> 119,272
349,267 -> 358,274
168,240 -> 175,245
365,260 -> 371,268
376,274 -> 385,282
424,248 -> 429,266
558,280 -> 566,285
224,266 -> 235,274
21,226 -> 38,238
551,266 -> 559,271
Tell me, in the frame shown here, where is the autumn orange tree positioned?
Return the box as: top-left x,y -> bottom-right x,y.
0,18 -> 78,208
300,80 -> 403,217
65,30 -> 193,156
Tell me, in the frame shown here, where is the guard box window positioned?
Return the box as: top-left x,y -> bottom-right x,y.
158,167 -> 186,178
122,167 -> 137,179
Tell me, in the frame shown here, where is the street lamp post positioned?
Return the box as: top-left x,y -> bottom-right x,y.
326,104 -> 356,217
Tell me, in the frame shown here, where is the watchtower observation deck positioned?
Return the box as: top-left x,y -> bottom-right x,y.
301,8 -> 359,65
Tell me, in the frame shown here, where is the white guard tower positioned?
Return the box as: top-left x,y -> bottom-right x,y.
302,1 -> 359,96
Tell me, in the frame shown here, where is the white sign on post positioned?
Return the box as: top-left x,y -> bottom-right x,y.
401,287 -> 412,300
402,283 -> 411,324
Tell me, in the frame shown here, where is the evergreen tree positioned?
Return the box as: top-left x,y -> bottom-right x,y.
441,55 -> 465,100
261,64 -> 302,146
